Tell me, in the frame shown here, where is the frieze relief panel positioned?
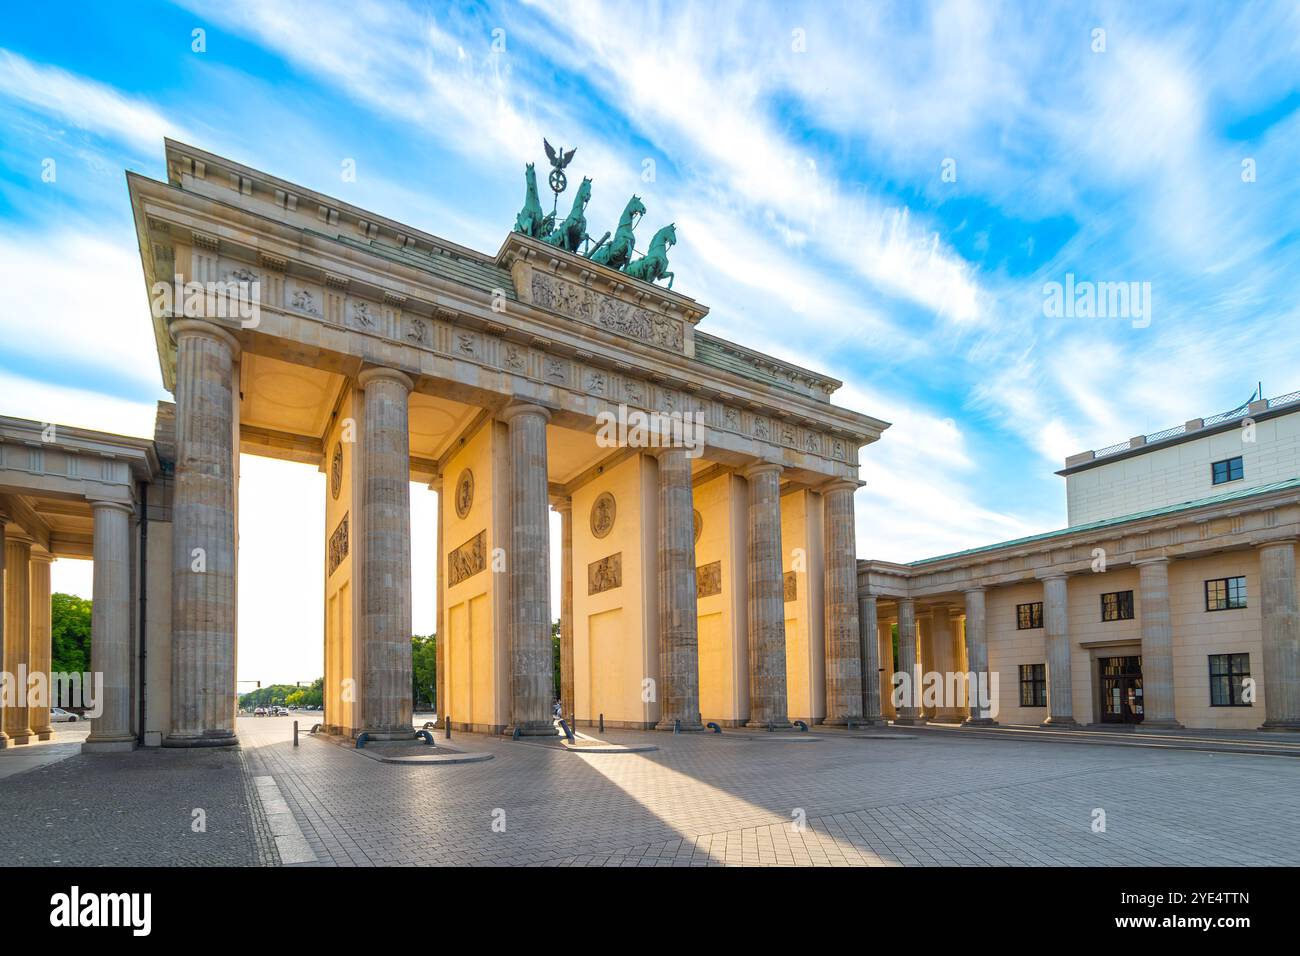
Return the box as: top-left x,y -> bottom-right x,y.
448,530 -> 487,586
588,552 -> 623,595
530,272 -> 684,354
783,571 -> 797,603
328,513 -> 349,577
697,561 -> 722,598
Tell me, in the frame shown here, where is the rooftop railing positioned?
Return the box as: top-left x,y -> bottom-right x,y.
1066,389 -> 1300,467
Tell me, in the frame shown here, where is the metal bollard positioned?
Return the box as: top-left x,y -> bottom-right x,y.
673,718 -> 681,735
599,713 -> 605,733
293,720 -> 299,747
444,715 -> 451,740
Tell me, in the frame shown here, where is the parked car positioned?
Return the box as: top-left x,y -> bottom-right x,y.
50,707 -> 78,722
254,707 -> 267,717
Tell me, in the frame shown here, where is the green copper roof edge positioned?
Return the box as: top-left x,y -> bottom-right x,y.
906,477 -> 1300,568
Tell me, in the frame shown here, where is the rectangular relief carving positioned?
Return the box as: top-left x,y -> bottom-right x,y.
448,529 -> 487,586
697,560 -> 722,598
328,512 -> 349,577
783,571 -> 797,603
588,552 -> 623,595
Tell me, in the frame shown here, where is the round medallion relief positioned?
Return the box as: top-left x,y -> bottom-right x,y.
454,468 -> 474,519
693,509 -> 702,543
590,492 -> 616,539
330,442 -> 344,500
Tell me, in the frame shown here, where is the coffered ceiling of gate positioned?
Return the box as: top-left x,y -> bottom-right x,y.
240,353 -> 339,440
545,423 -> 716,488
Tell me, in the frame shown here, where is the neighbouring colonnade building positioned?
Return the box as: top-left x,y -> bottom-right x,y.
858,392 -> 1300,731
1,140 -> 888,750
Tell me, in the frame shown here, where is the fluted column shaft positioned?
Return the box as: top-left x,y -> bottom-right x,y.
1042,574 -> 1076,726
556,500 -> 575,724
879,620 -> 896,718
3,534 -> 33,743
962,588 -> 996,725
85,501 -> 134,751
1137,558 -> 1181,728
655,449 -> 703,731
504,404 -> 554,735
858,593 -> 882,723
357,367 -> 414,737
168,319 -> 239,747
744,463 -> 790,729
894,598 -> 920,723
822,481 -> 862,724
919,613 -> 936,719
930,606 -> 961,720
1259,541 -> 1300,729
29,553 -> 54,739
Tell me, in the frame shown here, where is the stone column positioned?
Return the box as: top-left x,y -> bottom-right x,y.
356,367 -> 415,738
431,473 -> 446,727
1258,540 -> 1300,730
167,319 -> 239,748
655,449 -> 703,731
962,588 -> 996,725
1136,558 -> 1181,728
930,605 -> 962,721
743,462 -> 790,729
879,619 -> 896,719
502,404 -> 554,736
29,552 -> 54,740
858,593 -> 882,723
894,598 -> 921,723
919,611 -> 936,719
0,514 -> 6,749
1041,573 -> 1077,727
821,481 -> 862,725
555,499 -> 575,725
3,533 -> 33,744
84,501 -> 135,752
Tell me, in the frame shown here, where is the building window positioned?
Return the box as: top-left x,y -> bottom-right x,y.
1016,602 -> 1044,630
1019,664 -> 1046,707
1101,590 -> 1134,621
1211,456 -> 1244,485
1205,576 -> 1247,611
1209,653 -> 1251,706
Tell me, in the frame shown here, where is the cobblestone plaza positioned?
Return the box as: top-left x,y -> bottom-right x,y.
2,717 -> 1297,868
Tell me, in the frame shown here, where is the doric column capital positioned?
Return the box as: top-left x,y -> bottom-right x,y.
169,317 -> 241,358
551,497 -> 573,516
1255,536 -> 1299,553
1134,556 -> 1171,567
740,460 -> 782,481
357,366 -> 414,393
499,402 -> 551,425
88,499 -> 134,517
963,586 -> 986,595
819,478 -> 860,495
29,551 -> 55,565
1036,569 -> 1069,582
5,529 -> 35,547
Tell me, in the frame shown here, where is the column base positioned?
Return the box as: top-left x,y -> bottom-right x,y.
1139,718 -> 1183,730
655,718 -> 705,732
83,737 -> 136,754
1260,719 -> 1300,732
508,721 -> 559,737
35,730 -> 53,741
962,717 -> 999,727
1041,717 -> 1079,729
745,719 -> 793,731
6,729 -> 33,745
892,714 -> 925,725
821,716 -> 863,727
162,732 -> 239,748
849,717 -> 886,727
358,729 -> 417,741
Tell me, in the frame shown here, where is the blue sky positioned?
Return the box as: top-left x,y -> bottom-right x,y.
1,1 -> 1298,679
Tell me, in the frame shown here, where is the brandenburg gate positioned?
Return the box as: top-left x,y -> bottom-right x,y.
28,139 -> 887,747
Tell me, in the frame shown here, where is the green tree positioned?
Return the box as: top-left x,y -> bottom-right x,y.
51,593 -> 92,674
412,634 -> 436,709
